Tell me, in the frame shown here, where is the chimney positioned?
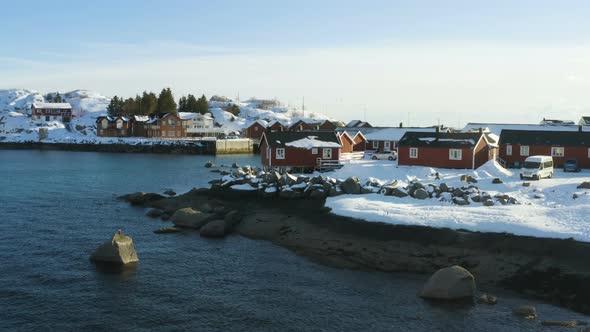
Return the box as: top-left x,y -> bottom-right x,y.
399,122 -> 403,128
435,126 -> 440,138
479,127 -> 483,134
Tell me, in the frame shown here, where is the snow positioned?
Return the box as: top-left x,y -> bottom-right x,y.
417,137 -> 476,145
324,159 -> 590,242
32,102 -> 72,109
462,123 -> 588,136
285,136 -> 341,149
364,127 -> 436,141
230,183 -> 258,191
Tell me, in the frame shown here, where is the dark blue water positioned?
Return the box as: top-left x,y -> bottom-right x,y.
0,150 -> 586,331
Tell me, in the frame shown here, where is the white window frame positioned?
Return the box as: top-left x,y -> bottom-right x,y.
551,147 -> 564,157
409,147 -> 418,159
322,148 -> 332,159
372,141 -> 379,149
520,145 -> 529,157
101,119 -> 108,129
311,148 -> 318,155
276,148 -> 285,159
116,120 -> 123,129
168,131 -> 175,137
254,126 -> 258,131
162,131 -> 166,137
506,144 -> 512,156
449,149 -> 462,160
588,148 -> 590,158
384,141 -> 391,151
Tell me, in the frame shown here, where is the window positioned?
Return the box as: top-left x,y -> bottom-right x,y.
116,120 -> 123,129
449,149 -> 462,160
45,116 -> 50,121
520,145 -> 529,156
410,147 -> 418,159
372,141 -> 379,149
254,126 -> 258,131
169,131 -> 175,137
588,148 -> 590,158
312,148 -> 318,154
298,125 -> 303,131
169,118 -> 175,126
551,147 -> 564,157
99,130 -> 103,135
323,148 -> 332,159
384,141 -> 391,151
162,131 -> 166,137
101,119 -> 108,129
506,144 -> 512,156
276,148 -> 285,159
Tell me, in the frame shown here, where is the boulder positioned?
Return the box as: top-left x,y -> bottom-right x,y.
453,188 -> 466,197
492,178 -> 503,184
199,220 -> 226,238
483,200 -> 494,207
145,208 -> 163,218
513,305 -> 536,319
204,161 -> 215,168
522,182 -> 531,187
279,189 -> 301,199
220,170 -> 231,176
413,188 -> 429,200
231,162 -> 240,168
578,182 -> 590,189
119,192 -> 165,206
163,190 -> 176,196
478,294 -> 497,305
360,186 -> 373,195
328,186 -> 344,197
573,193 -> 579,200
309,189 -> 327,200
341,177 -> 361,194
224,210 -> 242,231
283,173 -> 298,186
309,175 -> 324,185
153,227 -> 181,234
90,230 -> 139,265
470,195 -> 482,203
391,187 -> 409,198
453,197 -> 469,206
439,183 -> 450,192
171,208 -> 215,229
460,174 -> 478,183
541,320 -> 583,327
420,265 -> 476,300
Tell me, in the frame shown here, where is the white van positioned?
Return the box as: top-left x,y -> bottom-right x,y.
520,155 -> 554,180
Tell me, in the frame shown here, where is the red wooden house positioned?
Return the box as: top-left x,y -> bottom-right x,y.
365,127 -> 439,152
336,130 -> 367,152
142,113 -> 185,138
32,102 -> 72,122
260,131 -> 342,171
319,120 -> 345,131
243,120 -> 268,140
268,120 -> 287,132
338,131 -> 355,153
398,131 -> 497,169
289,119 -> 322,131
351,131 -> 367,151
498,128 -> 590,168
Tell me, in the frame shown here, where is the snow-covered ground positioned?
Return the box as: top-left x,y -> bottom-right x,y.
0,89 -> 333,144
325,159 -> 590,242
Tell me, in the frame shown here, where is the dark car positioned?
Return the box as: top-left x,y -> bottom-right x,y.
563,159 -> 581,172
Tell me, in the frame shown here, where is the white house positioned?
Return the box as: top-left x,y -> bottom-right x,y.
179,112 -> 223,137
31,102 -> 73,122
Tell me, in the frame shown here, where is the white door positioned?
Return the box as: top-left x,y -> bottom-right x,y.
384,141 -> 391,151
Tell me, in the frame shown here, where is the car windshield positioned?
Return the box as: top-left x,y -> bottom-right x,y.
566,160 -> 577,164
523,161 -> 541,169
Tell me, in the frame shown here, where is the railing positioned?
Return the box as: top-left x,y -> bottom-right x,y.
340,151 -> 365,162
316,158 -> 344,172
496,156 -> 507,168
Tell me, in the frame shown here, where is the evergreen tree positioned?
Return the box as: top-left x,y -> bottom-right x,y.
107,96 -> 124,117
45,93 -> 54,102
178,96 -> 188,113
55,92 -> 62,103
122,97 -> 139,116
157,88 -> 177,114
195,94 -> 208,115
186,94 -> 198,113
141,91 -> 158,115
227,104 -> 240,116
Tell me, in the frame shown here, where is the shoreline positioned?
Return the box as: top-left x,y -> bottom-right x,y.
128,186 -> 590,315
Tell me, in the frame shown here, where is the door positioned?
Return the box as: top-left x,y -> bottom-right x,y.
384,141 -> 391,151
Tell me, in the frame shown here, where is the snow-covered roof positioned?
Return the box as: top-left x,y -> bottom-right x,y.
268,120 -> 286,127
133,115 -> 149,122
178,112 -> 199,120
364,127 -> 437,141
285,136 -> 342,149
32,102 -> 72,109
247,119 -> 268,128
462,123 -> 587,136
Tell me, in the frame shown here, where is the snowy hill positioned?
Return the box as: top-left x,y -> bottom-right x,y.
0,89 -> 336,143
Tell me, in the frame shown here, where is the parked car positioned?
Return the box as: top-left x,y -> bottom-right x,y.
226,135 -> 239,139
519,155 -> 554,180
371,150 -> 397,161
563,159 -> 581,172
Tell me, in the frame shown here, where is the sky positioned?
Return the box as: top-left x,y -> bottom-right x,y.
2,0 -> 590,127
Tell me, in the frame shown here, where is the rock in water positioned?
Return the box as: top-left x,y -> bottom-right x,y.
478,294 -> 497,305
513,305 -> 537,319
200,220 -> 226,238
171,208 -> 215,229
153,227 -> 181,234
420,265 -> 476,300
492,178 -> 503,184
145,208 -> 163,218
90,230 -> 139,265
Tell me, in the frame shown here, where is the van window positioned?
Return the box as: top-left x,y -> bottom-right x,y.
544,160 -> 553,168
524,161 -> 541,169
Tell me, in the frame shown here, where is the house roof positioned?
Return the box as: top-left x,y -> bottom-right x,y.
364,127 -> 438,141
398,131 -> 490,148
246,119 -> 269,128
346,120 -> 371,128
261,130 -> 341,149
178,112 -> 214,120
336,130 -> 367,141
133,115 -> 150,122
498,129 -> 590,147
268,120 -> 286,128
462,122 -> 586,136
96,116 -> 130,123
580,116 -> 590,125
322,120 -> 346,128
32,102 -> 72,109
540,118 -> 575,125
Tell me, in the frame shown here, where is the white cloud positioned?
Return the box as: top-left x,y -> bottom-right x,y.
3,41 -> 590,127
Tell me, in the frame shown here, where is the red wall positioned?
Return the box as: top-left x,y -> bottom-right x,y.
353,135 -> 366,151
499,144 -> 590,168
398,139 -> 491,169
268,123 -> 285,132
260,141 -> 340,168
368,140 -> 397,152
245,123 -> 266,140
319,122 -> 336,131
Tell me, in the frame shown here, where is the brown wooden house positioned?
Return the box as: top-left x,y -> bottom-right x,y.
289,119 -> 322,131
268,120 -> 287,132
96,116 -> 133,137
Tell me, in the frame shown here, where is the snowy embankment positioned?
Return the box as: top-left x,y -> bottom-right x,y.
325,160 -> 590,242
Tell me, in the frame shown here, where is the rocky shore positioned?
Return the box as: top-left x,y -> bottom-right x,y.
0,141 -> 207,154
120,184 -> 590,316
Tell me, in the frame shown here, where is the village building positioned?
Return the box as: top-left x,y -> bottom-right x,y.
179,112 -> 221,137
96,116 -> 133,137
579,116 -> 590,126
338,131 -> 355,153
398,130 -> 497,169
498,128 -> 590,168
31,102 -> 73,122
267,120 -> 287,132
142,113 -> 185,138
243,119 -> 269,141
336,130 -> 367,152
539,118 -> 576,126
318,120 -> 346,131
259,131 -> 342,172
288,119 -> 322,131
345,120 -> 372,128
364,127 -> 440,152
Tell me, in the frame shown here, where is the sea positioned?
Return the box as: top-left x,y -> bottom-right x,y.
0,150 -> 586,331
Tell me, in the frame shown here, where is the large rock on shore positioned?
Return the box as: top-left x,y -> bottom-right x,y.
420,265 -> 476,300
341,177 -> 361,194
200,220 -> 226,238
171,208 -> 215,229
513,305 -> 537,319
90,230 -> 139,265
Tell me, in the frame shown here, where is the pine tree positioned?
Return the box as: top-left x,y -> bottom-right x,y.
186,94 -> 198,113
157,88 -> 177,114
55,92 -> 62,103
178,96 -> 188,113
141,91 -> 158,115
195,94 -> 208,115
45,93 -> 54,102
122,97 -> 139,116
107,96 -> 123,117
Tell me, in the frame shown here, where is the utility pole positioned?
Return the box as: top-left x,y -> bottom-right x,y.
302,96 -> 305,117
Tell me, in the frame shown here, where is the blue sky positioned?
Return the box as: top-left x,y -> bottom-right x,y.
2,0 -> 590,126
